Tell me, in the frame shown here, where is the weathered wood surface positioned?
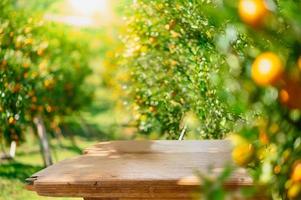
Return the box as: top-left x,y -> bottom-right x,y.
26,140 -> 253,199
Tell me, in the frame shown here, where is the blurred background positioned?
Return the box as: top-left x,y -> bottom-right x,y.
1,0 -> 301,199
0,0 -> 131,199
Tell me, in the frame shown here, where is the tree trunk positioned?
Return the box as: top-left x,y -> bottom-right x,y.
34,115 -> 53,167
178,123 -> 187,140
9,140 -> 16,158
0,140 -> 15,160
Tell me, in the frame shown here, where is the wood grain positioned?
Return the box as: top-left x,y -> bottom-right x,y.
26,140 -> 254,199
84,198 -> 191,200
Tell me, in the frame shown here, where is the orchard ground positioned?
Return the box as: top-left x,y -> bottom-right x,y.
0,1 -> 130,199
0,87 -> 129,200
0,136 -> 90,200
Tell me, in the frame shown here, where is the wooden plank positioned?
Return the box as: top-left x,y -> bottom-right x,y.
33,184 -> 199,198
27,140 -> 253,198
83,140 -> 232,155
84,198 -> 190,200
83,196 -> 266,200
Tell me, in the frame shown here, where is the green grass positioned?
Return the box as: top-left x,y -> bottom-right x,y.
0,1 -> 129,198
0,135 -> 97,200
0,87 -> 121,200
0,85 -> 130,200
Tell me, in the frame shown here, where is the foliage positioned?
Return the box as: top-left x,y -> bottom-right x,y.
119,0 -> 301,199
0,0 -> 92,144
16,0 -> 62,12
201,0 -> 301,199
120,0 -> 238,139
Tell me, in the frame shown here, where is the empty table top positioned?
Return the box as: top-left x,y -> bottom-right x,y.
26,140 -> 252,199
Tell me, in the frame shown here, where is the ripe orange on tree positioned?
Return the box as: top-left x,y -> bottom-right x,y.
259,129 -> 269,145
232,143 -> 254,166
238,0 -> 268,26
288,183 -> 301,199
251,52 -> 284,86
292,162 -> 301,182
8,116 -> 15,125
279,78 -> 301,109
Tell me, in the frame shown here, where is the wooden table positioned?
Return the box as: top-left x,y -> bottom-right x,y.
26,140 -> 254,200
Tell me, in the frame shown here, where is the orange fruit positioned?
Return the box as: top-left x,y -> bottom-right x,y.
298,56 -> 301,71
280,89 -> 290,102
23,62 -> 30,68
38,106 -> 43,112
274,165 -> 281,174
31,96 -> 37,103
279,78 -> 301,109
13,84 -> 21,93
251,52 -> 284,86
232,143 -> 254,166
46,105 -> 53,113
37,49 -> 44,56
1,60 -> 7,67
8,116 -> 15,125
292,162 -> 301,182
30,104 -> 37,111
44,79 -> 55,89
288,183 -> 301,199
259,129 -> 269,145
24,38 -> 33,45
238,0 -> 268,26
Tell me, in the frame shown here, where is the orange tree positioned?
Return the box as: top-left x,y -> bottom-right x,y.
119,0 -> 301,199
0,0 -> 92,165
202,1 -> 301,199
119,1 -> 237,139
